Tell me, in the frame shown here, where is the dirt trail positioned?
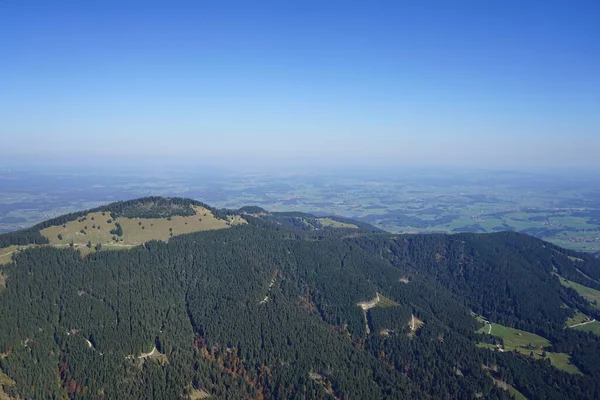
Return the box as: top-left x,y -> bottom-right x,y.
357,293 -> 381,335
357,293 -> 380,310
258,277 -> 277,305
139,346 -> 159,359
570,319 -> 596,328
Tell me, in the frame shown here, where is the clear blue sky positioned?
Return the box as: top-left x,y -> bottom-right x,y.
1,1 -> 599,167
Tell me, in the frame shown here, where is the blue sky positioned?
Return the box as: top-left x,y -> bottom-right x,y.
1,1 -> 599,167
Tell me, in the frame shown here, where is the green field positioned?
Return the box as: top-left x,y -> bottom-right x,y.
557,276 -> 600,309
317,218 -> 358,229
477,323 -> 549,348
566,309 -> 590,326
0,245 -> 19,265
477,322 -> 580,374
508,386 -> 528,400
573,320 -> 600,336
375,294 -> 400,308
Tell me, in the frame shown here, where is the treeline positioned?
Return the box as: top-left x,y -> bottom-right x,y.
0,227 -> 48,248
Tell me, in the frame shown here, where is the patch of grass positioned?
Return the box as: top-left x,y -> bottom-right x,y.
0,370 -> 14,386
40,206 -> 241,251
508,385 -> 528,400
0,244 -> 41,265
476,343 -> 497,350
375,294 -> 400,308
477,322 -> 581,374
0,273 -> 6,291
557,276 -> 600,309
566,309 -> 590,327
0,245 -> 20,265
573,320 -> 600,336
188,388 -> 212,399
317,218 -> 358,229
545,352 -> 580,374
477,323 -> 550,349
226,215 -> 247,226
491,377 -> 528,400
0,369 -> 15,400
138,346 -> 168,365
100,243 -> 137,251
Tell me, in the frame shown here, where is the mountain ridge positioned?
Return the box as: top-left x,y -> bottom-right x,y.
1,197 -> 600,399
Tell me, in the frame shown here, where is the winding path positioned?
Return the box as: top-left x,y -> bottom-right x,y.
357,293 -> 381,335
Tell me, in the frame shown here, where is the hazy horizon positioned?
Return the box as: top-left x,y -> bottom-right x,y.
2,1 -> 599,167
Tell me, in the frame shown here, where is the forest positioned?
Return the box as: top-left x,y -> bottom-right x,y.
1,197 -> 600,399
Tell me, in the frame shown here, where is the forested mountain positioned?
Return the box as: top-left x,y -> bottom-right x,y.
1,197 -> 600,399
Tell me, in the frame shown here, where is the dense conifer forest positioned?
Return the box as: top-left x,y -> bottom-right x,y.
1,197 -> 600,399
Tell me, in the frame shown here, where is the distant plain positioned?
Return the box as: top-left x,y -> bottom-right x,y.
1,166 -> 599,252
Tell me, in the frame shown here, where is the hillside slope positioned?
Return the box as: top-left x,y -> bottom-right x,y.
0,198 -> 600,399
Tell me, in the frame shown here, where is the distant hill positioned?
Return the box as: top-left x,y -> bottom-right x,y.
1,197 -> 600,399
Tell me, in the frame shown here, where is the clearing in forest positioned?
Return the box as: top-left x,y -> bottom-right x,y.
570,317 -> 600,336
476,322 -> 580,374
0,370 -> 15,400
566,309 -> 591,327
188,388 -> 212,399
357,293 -> 400,335
138,346 -> 168,365
556,275 -> 600,309
37,206 -> 245,254
409,314 -> 424,332
317,218 -> 358,229
357,293 -> 381,310
0,206 -> 244,260
565,309 -> 599,335
491,377 -> 528,400
357,293 -> 398,311
0,245 -> 33,265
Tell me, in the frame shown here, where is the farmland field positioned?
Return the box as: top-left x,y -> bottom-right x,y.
1,166 -> 599,253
